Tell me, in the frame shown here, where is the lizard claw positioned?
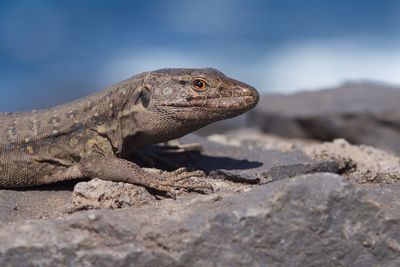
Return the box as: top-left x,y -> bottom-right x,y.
171,167 -> 188,175
161,168 -> 213,195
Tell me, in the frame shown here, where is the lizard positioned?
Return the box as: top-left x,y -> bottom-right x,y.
0,68 -> 259,197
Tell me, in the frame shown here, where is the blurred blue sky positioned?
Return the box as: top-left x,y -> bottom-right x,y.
0,0 -> 399,111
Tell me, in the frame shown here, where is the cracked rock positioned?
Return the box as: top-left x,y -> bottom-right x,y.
2,174 -> 400,266
248,82 -> 400,154
70,178 -> 156,211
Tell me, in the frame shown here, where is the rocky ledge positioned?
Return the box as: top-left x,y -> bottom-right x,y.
247,81 -> 400,154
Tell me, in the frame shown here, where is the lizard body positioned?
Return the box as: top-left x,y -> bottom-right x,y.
0,68 -> 259,195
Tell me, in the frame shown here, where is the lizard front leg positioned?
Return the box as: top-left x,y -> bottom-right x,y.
78,156 -> 213,198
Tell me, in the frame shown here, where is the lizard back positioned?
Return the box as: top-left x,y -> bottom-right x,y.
0,77 -> 137,187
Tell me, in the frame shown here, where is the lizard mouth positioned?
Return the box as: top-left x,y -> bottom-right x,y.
159,84 -> 259,123
160,93 -> 259,123
161,95 -> 258,111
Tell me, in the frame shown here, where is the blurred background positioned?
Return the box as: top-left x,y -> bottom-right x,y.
0,0 -> 400,111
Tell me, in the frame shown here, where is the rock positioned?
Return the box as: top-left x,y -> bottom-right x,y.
70,178 -> 157,211
207,128 -> 317,152
303,139 -> 400,184
2,173 -> 400,266
248,81 -> 400,154
180,134 -> 342,183
213,129 -> 400,185
0,185 -> 72,224
304,139 -> 400,172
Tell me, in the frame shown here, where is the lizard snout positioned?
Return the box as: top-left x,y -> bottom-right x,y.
218,81 -> 259,109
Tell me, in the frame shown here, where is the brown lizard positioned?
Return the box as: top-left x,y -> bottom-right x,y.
0,68 -> 259,197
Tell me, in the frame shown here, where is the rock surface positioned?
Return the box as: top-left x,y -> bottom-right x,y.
70,178 -> 157,211
248,82 -> 400,154
210,129 -> 400,185
181,134 -> 342,184
304,138 -> 400,184
2,173 -> 400,266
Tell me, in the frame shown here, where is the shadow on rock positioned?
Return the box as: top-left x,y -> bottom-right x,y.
131,145 -> 263,172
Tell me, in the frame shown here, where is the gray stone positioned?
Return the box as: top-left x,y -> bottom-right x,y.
2,174 -> 400,266
211,129 -> 400,185
181,134 -> 342,183
248,82 -> 400,154
70,178 -> 157,211
0,186 -> 72,224
303,138 -> 400,184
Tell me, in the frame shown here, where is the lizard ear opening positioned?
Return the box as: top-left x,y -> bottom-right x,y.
136,87 -> 150,108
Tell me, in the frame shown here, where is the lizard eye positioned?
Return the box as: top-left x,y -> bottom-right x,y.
192,78 -> 208,91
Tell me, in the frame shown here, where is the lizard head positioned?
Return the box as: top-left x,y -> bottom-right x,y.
146,68 -> 259,120
120,68 -> 259,147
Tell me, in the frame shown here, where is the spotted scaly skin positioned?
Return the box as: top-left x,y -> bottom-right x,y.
0,68 -> 259,196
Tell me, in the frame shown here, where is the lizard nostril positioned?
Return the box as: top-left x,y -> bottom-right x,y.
242,86 -> 256,96
218,84 -> 259,101
240,86 -> 260,105
250,87 -> 260,104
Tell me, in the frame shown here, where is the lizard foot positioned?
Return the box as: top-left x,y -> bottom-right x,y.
79,156 -> 212,199
158,167 -> 213,198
